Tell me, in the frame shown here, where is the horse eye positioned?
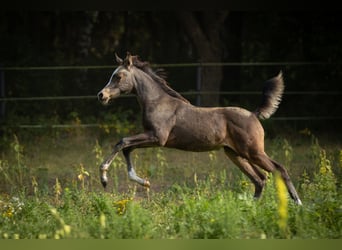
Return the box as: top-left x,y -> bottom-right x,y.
114,75 -> 121,81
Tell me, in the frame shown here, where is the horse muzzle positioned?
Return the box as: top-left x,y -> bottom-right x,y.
97,88 -> 120,105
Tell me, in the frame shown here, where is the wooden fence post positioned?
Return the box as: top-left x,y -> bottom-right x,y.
196,64 -> 202,106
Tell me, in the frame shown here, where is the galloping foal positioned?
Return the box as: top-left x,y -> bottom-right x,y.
97,53 -> 302,205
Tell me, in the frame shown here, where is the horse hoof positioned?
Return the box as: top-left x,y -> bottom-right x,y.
143,180 -> 150,188
100,177 -> 108,188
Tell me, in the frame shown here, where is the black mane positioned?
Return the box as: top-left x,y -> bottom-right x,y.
132,56 -> 190,104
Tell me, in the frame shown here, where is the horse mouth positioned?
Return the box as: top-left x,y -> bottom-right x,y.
100,98 -> 111,105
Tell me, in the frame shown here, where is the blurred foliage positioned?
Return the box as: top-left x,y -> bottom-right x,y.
0,11 -> 341,133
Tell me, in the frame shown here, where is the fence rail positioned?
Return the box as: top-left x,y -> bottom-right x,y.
0,91 -> 341,102
0,61 -> 335,72
2,115 -> 341,130
1,61 -> 341,129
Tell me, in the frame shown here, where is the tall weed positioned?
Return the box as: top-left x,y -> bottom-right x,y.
0,135 -> 30,193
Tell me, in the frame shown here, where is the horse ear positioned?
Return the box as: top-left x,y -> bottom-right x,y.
124,51 -> 133,67
115,53 -> 123,65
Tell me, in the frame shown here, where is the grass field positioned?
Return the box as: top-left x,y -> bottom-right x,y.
0,124 -> 341,239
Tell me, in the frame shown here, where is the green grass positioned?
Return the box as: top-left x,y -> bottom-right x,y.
0,127 -> 341,239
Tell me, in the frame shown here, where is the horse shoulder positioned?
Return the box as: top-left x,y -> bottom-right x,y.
142,99 -> 183,145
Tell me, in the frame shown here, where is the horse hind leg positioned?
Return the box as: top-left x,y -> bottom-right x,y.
224,147 -> 266,199
250,152 -> 302,205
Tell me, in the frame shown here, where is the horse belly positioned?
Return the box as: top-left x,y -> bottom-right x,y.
165,120 -> 226,152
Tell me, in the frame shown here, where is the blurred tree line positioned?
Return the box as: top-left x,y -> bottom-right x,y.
0,11 -> 341,133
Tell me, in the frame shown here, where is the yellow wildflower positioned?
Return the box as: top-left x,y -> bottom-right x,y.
275,173 -> 288,233
100,213 -> 106,228
114,198 -> 132,215
63,225 -> 71,236
3,207 -> 14,218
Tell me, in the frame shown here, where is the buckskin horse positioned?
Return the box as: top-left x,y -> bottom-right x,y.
97,52 -> 302,205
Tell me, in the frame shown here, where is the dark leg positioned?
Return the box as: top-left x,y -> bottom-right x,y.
270,159 -> 302,205
123,147 -> 150,187
224,147 -> 266,199
250,153 -> 302,205
99,131 -> 159,188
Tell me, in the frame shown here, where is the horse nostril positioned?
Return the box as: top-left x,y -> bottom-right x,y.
98,92 -> 104,101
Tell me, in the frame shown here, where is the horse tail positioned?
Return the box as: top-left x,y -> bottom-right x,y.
254,71 -> 285,120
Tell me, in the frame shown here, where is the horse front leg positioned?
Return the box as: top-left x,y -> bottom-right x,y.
99,131 -> 159,188
99,141 -> 124,188
123,147 -> 150,187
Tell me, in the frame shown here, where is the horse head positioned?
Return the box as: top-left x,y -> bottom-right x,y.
97,52 -> 136,105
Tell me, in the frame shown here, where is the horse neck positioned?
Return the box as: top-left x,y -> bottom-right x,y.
133,69 -> 169,104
